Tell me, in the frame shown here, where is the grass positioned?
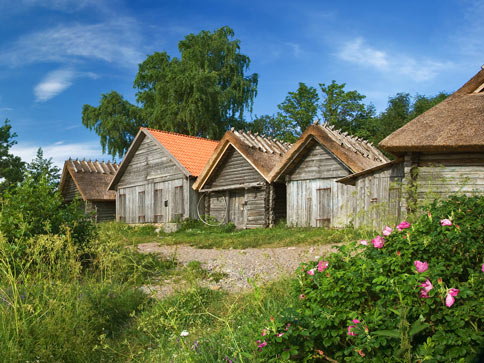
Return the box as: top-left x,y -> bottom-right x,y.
0,221 -> 366,362
97,219 -> 371,249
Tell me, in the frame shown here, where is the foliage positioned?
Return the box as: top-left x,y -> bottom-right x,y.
83,26 -> 258,157
320,80 -> 375,133
259,195 -> 484,361
0,175 -> 95,256
0,119 -> 25,192
25,147 -> 61,186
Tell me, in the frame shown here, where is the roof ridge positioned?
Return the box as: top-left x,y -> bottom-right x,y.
143,127 -> 218,143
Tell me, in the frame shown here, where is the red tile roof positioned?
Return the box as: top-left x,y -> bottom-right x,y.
143,128 -> 218,176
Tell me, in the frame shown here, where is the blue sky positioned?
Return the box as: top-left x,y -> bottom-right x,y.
1,0 -> 483,168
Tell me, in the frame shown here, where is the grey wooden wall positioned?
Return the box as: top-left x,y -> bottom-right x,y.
116,134 -> 199,223
285,141 -> 354,227
351,163 -> 404,229
201,145 -> 271,229
62,174 -> 81,201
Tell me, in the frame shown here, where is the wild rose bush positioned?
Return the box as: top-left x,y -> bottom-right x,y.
259,195 -> 484,362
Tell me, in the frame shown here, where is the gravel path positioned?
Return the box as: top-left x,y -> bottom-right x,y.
137,242 -> 343,296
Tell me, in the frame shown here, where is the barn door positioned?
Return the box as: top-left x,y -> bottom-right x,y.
317,188 -> 331,228
228,190 -> 247,228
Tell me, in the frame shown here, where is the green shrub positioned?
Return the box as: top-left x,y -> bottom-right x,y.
259,195 -> 484,362
0,175 -> 95,255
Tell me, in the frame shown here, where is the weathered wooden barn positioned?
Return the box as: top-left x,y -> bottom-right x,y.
59,159 -> 119,222
338,66 -> 484,226
379,66 -> 484,212
268,123 -> 388,227
192,129 -> 292,229
108,128 -> 218,223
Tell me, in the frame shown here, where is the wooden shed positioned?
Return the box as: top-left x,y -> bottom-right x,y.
192,129 -> 292,229
269,123 -> 388,227
108,128 -> 218,224
377,66 -> 484,213
59,159 -> 119,222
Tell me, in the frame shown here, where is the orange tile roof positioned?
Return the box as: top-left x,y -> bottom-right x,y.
143,128 -> 218,176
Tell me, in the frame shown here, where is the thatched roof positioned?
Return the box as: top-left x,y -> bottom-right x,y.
109,128 -> 218,190
192,129 -> 292,190
379,67 -> 484,154
269,123 -> 388,181
59,159 -> 119,201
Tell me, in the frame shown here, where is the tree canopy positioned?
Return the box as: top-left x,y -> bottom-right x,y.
0,119 -> 25,192
26,148 -> 61,187
83,26 -> 258,158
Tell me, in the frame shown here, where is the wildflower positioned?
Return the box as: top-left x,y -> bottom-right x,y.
440,218 -> 452,226
261,329 -> 268,336
397,221 -> 411,231
445,288 -> 459,308
414,260 -> 428,273
360,240 -> 368,246
438,278 -> 442,284
277,333 -> 284,337
270,316 -> 274,322
420,279 -> 433,298
382,226 -> 393,236
481,264 -> 484,272
180,330 -> 189,337
285,323 -> 291,331
258,341 -> 267,351
316,350 -> 324,356
371,235 -> 385,249
347,319 -> 360,336
318,260 -> 329,272
192,340 -> 199,351
299,294 -> 305,300
397,251 -> 401,257
357,349 -> 366,357
307,269 -> 315,276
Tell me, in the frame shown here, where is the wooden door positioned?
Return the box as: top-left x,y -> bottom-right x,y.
228,189 -> 247,228
317,188 -> 331,228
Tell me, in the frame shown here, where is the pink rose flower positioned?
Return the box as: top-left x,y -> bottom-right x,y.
440,219 -> 452,226
277,333 -> 284,337
445,288 -> 459,307
481,264 -> 484,272
382,226 -> 393,236
371,235 -> 385,249
414,260 -> 428,273
347,319 -> 360,336
299,294 -> 305,300
307,269 -> 315,276
419,279 -> 433,298
318,260 -> 329,272
360,240 -> 368,246
397,221 -> 411,231
258,341 -> 267,351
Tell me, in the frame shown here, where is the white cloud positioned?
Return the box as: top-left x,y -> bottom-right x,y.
0,107 -> 13,111
2,18 -> 144,68
0,0 -> 109,13
337,37 -> 452,82
11,141 -> 115,170
34,69 -> 75,102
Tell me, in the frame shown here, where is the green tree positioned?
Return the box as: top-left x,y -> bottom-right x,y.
83,26 -> 258,158
319,80 -> 374,133
246,114 -> 296,143
26,148 -> 61,187
0,119 -> 24,192
277,82 -> 319,138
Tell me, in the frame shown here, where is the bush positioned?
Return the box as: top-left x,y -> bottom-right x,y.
259,195 -> 484,362
0,175 -> 95,255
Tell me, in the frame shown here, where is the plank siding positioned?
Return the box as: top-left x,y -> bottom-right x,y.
63,174 -> 81,201
288,141 -> 350,181
116,134 -> 195,223
203,146 -> 264,189
351,162 -> 404,229
93,202 -> 116,222
285,140 -> 354,227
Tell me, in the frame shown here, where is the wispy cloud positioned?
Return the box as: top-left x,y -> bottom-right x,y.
0,107 -> 13,112
11,140 -> 114,169
34,69 -> 75,102
337,37 -> 452,82
2,18 -> 144,68
0,0 -> 110,14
